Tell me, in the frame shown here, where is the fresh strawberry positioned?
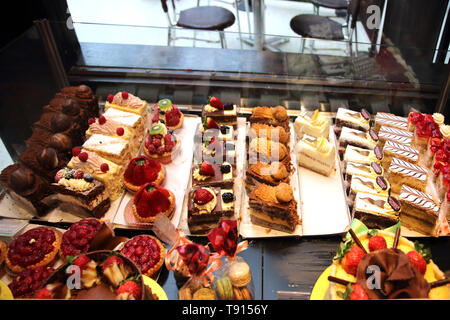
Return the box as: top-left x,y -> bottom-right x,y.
148,188 -> 171,214
135,184 -> 171,217
407,251 -> 427,275
101,255 -> 124,273
193,188 -> 214,205
349,284 -> 369,300
116,279 -> 141,300
208,96 -> 224,110
200,161 -> 215,176
206,117 -> 220,130
72,254 -> 92,270
368,235 -> 387,252
34,286 -> 53,299
342,245 -> 365,276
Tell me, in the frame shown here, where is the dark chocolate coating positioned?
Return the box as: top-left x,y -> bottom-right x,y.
49,133 -> 72,151
36,147 -> 59,169
10,167 -> 36,191
50,113 -> 71,132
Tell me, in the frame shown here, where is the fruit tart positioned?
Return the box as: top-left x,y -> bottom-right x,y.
0,240 -> 7,268
8,266 -> 55,298
6,226 -> 62,274
152,98 -> 184,130
144,122 -> 180,164
132,183 -> 176,223
124,155 -> 165,192
120,235 -> 165,278
60,218 -> 113,261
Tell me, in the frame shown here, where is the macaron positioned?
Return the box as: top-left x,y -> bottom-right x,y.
215,276 -> 234,300
233,286 -> 252,300
178,287 -> 192,300
193,288 -> 215,300
229,261 -> 251,287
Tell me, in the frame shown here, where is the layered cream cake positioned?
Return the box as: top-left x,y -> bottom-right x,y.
388,157 -> 428,194
83,134 -> 132,166
374,112 -> 408,132
344,161 -> 384,183
335,108 -> 370,135
293,110 -> 330,139
352,192 -> 400,229
105,91 -> 147,120
339,127 -> 379,150
399,185 -> 440,235
344,145 -> 382,165
378,125 -> 413,147
295,135 -> 335,176
381,140 -> 419,170
348,175 -> 390,206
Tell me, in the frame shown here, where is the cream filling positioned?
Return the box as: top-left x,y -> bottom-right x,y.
294,111 -> 330,138
194,188 -> 217,213
354,193 -> 398,217
83,134 -> 130,157
350,175 -> 389,197
336,108 -> 369,130
440,124 -> 450,139
58,178 -> 94,192
344,146 -> 378,164
193,168 -> 211,181
204,104 -> 218,112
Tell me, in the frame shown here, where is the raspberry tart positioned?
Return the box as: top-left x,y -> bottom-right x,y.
6,226 -> 62,274
152,98 -> 184,130
0,240 -> 6,268
132,183 -> 176,223
120,235 -> 165,278
144,122 -> 180,164
124,155 -> 165,192
8,266 -> 55,298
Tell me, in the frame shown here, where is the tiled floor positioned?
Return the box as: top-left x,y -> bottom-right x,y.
68,0 -> 371,54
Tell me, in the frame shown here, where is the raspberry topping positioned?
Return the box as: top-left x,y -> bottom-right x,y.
98,115 -> 106,125
72,147 -> 81,157
88,118 -> 95,125
78,152 -> 89,162
61,219 -> 102,258
165,106 -> 181,126
107,94 -> 114,103
409,112 -> 423,125
116,127 -> 125,136
120,235 -> 161,275
100,163 -> 109,173
121,91 -> 129,99
8,266 -> 55,298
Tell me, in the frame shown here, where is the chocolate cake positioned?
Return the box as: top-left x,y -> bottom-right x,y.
43,97 -> 89,131
352,193 -> 401,229
18,145 -> 66,182
57,85 -> 99,118
191,161 -> 234,189
193,138 -> 236,167
202,103 -> 238,127
32,112 -> 84,147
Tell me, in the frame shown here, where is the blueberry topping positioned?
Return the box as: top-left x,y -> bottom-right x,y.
222,192 -> 234,203
83,173 -> 94,182
220,164 -> 231,174
220,126 -> 229,135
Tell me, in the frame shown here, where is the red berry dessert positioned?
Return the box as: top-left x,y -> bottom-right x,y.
101,254 -> 131,287
60,218 -> 105,260
8,266 -> 55,298
116,279 -> 142,300
0,240 -> 6,268
124,155 -> 165,192
409,112 -> 443,153
152,99 -> 184,130
6,227 -> 61,274
132,183 -> 176,223
120,235 -> 165,278
144,122 -> 180,164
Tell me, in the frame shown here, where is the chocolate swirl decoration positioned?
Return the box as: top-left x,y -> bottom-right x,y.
375,113 -> 408,130
389,158 -> 427,182
368,129 -> 379,142
378,126 -> 413,144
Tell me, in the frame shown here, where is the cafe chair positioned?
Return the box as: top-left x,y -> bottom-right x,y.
161,0 -> 236,48
312,0 -> 349,16
289,0 -> 361,56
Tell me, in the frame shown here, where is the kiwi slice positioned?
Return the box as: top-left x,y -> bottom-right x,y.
158,99 -> 172,111
150,122 -> 167,136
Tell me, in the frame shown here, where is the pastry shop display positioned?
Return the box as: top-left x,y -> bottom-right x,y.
249,122 -> 289,146
334,107 -> 370,136
377,125 -> 413,148
144,122 -> 180,164
8,266 -> 56,299
44,167 -> 111,218
0,164 -> 52,216
120,235 -> 165,279
245,161 -> 290,192
191,160 -> 234,189
68,149 -> 124,200
37,250 -> 158,300
373,112 -> 408,132
248,183 -> 298,233
351,193 -> 400,229
381,140 -> 419,170
338,127 -> 379,151
152,98 -> 184,130
5,226 -> 62,275
187,187 -> 235,234
435,162 -> 450,202
295,135 -> 336,177
202,96 -> 237,127
132,183 -> 175,223
249,105 -> 289,131
294,109 -> 330,139
387,157 -> 428,194
398,185 -> 440,235
58,85 -> 99,118
124,155 -> 165,192
105,91 -> 148,121
328,224 -> 449,300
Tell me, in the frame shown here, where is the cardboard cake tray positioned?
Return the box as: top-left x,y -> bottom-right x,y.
178,117 -> 246,236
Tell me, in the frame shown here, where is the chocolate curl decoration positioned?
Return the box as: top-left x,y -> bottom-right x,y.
207,220 -> 248,260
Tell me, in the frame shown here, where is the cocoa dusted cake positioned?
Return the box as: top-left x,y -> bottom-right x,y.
58,84 -> 99,118
43,97 -> 89,131
32,112 -> 84,147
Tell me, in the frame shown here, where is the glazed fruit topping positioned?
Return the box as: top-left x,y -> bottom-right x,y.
409,112 -> 423,124
200,161 -> 215,176
101,255 -> 124,273
337,283 -> 369,300
124,156 -> 161,185
70,254 -> 92,270
8,266 -> 55,298
368,234 -> 387,251
116,279 -> 141,300
61,219 -> 102,257
340,243 -> 365,276
165,106 -> 181,126
7,227 -> 56,268
407,251 -> 427,275
193,188 -> 214,205
121,235 -> 161,275
208,96 -> 224,110
135,184 -> 171,217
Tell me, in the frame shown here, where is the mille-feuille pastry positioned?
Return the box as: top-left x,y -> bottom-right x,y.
387,157 -> 428,194
248,137 -> 291,171
377,125 -> 413,148
373,112 -> 408,132
58,84 -> 99,118
202,96 -> 237,127
82,133 -> 132,166
192,160 -> 234,189
248,183 -> 298,233
187,187 -> 235,234
334,108 -> 370,137
68,148 -> 124,200
343,145 -> 383,165
352,192 -> 401,229
245,161 -> 290,192
339,127 -> 379,150
344,161 -> 384,184
347,174 -> 389,208
293,109 -> 329,139
295,135 -> 335,177
399,185 -> 440,235
249,123 -> 289,146
249,106 -> 290,131
381,140 -> 420,170
105,91 -> 148,121
102,107 -> 145,137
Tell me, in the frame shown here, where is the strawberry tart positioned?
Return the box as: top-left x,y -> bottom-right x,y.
132,183 -> 176,223
8,266 -> 55,298
6,226 -> 62,274
120,235 -> 165,278
152,98 -> 184,130
144,122 -> 180,164
124,155 -> 165,192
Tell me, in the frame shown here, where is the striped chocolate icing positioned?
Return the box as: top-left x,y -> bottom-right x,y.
389,157 -> 427,182
383,140 -> 419,162
378,126 -> 413,145
399,185 -> 440,215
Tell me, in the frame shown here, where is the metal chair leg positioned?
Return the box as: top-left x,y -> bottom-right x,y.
219,31 -> 227,48
234,0 -> 243,49
300,38 -> 306,53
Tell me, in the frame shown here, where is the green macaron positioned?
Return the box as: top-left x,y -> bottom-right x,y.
215,276 -> 234,300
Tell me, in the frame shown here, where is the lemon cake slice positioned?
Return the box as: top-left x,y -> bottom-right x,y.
295,135 -> 335,176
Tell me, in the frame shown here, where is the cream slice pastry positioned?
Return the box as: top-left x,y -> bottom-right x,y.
294,110 -> 330,139
105,91 -> 147,120
381,140 -> 419,170
83,134 -> 132,166
345,161 -> 384,184
352,192 -> 401,229
388,157 -> 428,194
335,108 -> 370,133
295,135 -> 335,176
344,145 -> 383,165
374,112 -> 408,132
378,125 -> 413,147
348,175 -> 390,206
339,127 -> 379,150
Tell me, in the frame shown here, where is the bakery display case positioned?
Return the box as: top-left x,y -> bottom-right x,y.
1,0 -> 450,302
